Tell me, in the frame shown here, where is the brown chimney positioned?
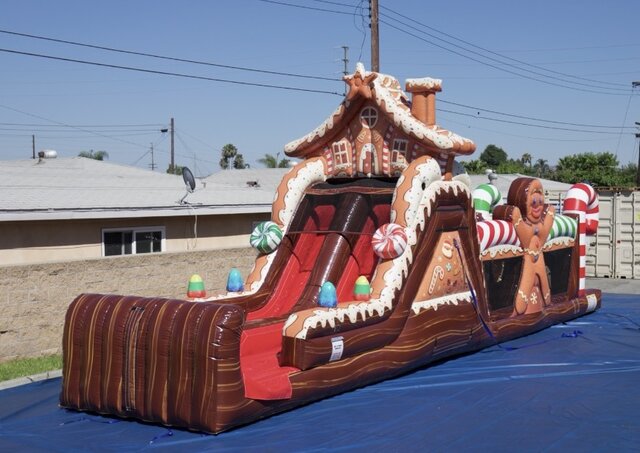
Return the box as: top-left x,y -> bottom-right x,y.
405,78 -> 442,126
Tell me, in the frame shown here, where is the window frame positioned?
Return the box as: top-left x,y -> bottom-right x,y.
391,139 -> 408,164
360,107 -> 378,128
101,226 -> 166,257
332,139 -> 351,168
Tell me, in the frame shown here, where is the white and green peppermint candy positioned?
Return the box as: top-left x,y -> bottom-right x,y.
549,214 -> 577,240
250,221 -> 283,254
472,183 -> 501,220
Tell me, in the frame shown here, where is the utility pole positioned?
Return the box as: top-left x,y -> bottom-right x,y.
341,45 -> 349,95
370,0 -> 379,72
32,134 -> 35,159
634,121 -> 640,187
149,143 -> 157,171
633,82 -> 640,186
170,117 -> 175,169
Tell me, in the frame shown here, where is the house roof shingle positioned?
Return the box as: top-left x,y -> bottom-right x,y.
0,157 -> 275,221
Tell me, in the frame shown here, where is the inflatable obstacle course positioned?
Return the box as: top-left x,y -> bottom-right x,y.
60,64 -> 601,433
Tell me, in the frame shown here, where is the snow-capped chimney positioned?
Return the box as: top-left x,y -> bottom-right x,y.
405,78 -> 442,126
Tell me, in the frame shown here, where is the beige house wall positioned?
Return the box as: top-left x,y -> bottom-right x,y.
0,247 -> 258,362
0,212 -> 269,266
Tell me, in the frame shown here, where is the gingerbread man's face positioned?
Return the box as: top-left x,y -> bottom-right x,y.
526,180 -> 545,223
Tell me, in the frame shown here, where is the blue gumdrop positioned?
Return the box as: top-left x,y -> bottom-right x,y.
318,281 -> 337,308
226,268 -> 244,292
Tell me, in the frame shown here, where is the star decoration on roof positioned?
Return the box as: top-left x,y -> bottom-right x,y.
344,63 -> 378,101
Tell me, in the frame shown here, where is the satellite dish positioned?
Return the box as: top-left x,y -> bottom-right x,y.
183,167 -> 196,192
179,167 -> 196,204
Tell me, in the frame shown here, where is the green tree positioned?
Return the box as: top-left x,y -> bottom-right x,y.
497,158 -> 528,175
78,150 -> 109,160
233,153 -> 248,169
461,159 -> 487,174
219,143 -> 248,169
533,158 -> 550,178
521,152 -> 532,169
554,152 -> 634,187
258,153 -> 290,168
479,144 -> 507,168
166,164 -> 184,175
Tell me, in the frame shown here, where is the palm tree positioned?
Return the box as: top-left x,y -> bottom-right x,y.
534,158 -> 550,178
219,143 -> 238,170
78,150 -> 109,160
258,153 -> 290,168
233,153 -> 248,169
521,153 -> 532,169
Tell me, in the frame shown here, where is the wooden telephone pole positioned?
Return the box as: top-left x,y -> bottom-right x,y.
370,0 -> 379,72
634,82 -> 640,186
170,117 -> 175,169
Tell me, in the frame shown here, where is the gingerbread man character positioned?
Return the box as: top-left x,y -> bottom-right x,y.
507,178 -> 555,315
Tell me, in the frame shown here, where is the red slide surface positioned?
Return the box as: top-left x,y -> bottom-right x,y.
241,186 -> 392,400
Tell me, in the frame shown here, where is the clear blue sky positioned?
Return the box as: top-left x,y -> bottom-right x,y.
1,0 -> 638,176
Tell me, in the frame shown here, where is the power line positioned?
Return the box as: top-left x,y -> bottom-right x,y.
0,122 -> 165,128
0,29 -> 341,83
380,5 -> 630,90
0,47 -> 344,96
438,114 -> 615,143
0,103 -> 152,150
256,0 -> 356,16
380,19 -> 634,97
438,99 -> 636,130
438,108 -> 634,135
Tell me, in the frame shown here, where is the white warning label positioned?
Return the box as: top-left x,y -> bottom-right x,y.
329,336 -> 344,362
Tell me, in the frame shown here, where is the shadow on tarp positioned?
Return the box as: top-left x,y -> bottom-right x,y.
1,293 -> 638,452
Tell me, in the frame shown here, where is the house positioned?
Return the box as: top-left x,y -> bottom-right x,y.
284,62 -> 475,178
0,156 -> 278,265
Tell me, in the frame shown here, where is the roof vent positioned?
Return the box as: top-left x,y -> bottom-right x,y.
38,149 -> 58,159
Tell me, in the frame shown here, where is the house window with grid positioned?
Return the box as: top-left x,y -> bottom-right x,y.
102,227 -> 165,256
391,139 -> 408,164
360,107 -> 378,128
332,140 -> 351,167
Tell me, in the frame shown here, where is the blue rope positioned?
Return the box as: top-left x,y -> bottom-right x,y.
452,238 -> 583,352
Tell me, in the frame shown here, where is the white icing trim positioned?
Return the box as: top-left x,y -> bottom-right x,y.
285,174 -> 472,340
284,103 -> 345,153
372,75 -> 473,151
277,159 -> 327,226
284,64 -> 474,154
411,291 -> 472,314
405,77 -> 442,91
480,244 -> 523,259
543,237 -> 574,249
288,298 -> 389,340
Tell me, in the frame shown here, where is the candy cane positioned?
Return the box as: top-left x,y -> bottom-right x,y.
563,183 -> 599,235
476,220 -> 520,252
562,183 -> 599,296
548,214 -> 578,241
428,265 -> 445,294
472,183 -> 501,221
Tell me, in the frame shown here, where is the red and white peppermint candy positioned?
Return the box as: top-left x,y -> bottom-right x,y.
372,223 -> 408,259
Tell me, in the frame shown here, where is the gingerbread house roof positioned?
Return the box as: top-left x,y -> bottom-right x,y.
284,63 -> 475,158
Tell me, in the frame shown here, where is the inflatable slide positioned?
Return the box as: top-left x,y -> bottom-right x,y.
60,64 -> 601,433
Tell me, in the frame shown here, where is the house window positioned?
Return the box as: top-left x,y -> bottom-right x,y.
360,107 -> 378,128
391,139 -> 408,163
332,140 -> 351,167
102,227 -> 165,256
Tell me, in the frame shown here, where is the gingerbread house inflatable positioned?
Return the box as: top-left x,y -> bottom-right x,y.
60,64 -> 601,433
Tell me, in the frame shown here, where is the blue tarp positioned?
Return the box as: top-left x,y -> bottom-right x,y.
1,293 -> 638,452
